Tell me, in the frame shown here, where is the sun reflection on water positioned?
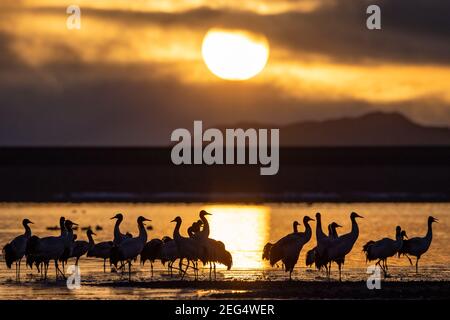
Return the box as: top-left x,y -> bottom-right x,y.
204,205 -> 269,269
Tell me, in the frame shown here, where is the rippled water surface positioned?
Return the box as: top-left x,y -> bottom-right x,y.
0,202 -> 448,299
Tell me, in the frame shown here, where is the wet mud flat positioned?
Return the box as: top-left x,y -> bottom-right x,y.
91,280 -> 450,299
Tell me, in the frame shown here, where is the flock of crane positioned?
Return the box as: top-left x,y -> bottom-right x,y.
263,212 -> 438,280
1,210 -> 438,282
2,210 -> 231,281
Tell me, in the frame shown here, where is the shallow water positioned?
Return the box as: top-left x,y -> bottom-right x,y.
0,202 -> 448,299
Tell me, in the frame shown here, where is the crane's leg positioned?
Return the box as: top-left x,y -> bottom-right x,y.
103,259 -> 106,273
338,263 -> 342,282
214,263 -> 217,280
57,260 -> 65,279
18,259 -> 22,280
181,260 -> 189,280
384,259 -> 389,277
289,270 -> 292,281
75,257 -> 79,266
209,263 -> 212,281
415,257 -> 419,274
128,261 -> 132,282
405,254 -> 413,266
195,262 -> 198,281
151,262 -> 154,278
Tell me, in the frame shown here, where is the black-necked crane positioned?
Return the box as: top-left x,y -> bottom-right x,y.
70,229 -> 96,266
398,216 -> 438,273
87,232 -> 114,272
192,210 -> 211,241
26,217 -> 66,279
203,238 -> 232,280
191,211 -> 232,280
328,222 -> 342,239
111,213 -> 128,245
140,238 -> 163,278
263,221 -> 299,262
26,217 -> 77,280
306,220 -> 341,269
325,212 -> 363,281
110,216 -> 151,281
191,211 -> 212,278
159,236 -> 180,277
269,216 -> 314,280
59,219 -> 78,272
171,216 -> 206,280
2,218 -> 33,279
363,226 -> 407,277
306,212 -> 332,274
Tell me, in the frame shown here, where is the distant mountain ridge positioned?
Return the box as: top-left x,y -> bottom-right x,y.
216,112 -> 450,146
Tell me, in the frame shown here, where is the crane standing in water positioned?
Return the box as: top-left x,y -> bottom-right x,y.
3,219 -> 34,280
398,216 -> 438,273
269,216 -> 314,280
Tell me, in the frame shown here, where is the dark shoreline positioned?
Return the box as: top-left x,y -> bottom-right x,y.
89,280 -> 450,299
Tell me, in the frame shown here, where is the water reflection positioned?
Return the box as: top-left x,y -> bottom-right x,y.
205,205 -> 269,269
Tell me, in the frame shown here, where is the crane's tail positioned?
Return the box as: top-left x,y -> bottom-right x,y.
220,250 -> 233,270
305,247 -> 316,267
362,240 -> 375,262
269,243 -> 283,267
2,243 -> 14,268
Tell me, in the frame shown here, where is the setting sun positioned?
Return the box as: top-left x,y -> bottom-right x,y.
201,29 -> 269,81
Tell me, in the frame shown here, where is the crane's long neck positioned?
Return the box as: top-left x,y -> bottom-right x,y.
293,222 -> 298,233
67,226 -> 75,241
425,220 -> 433,241
350,217 -> 359,240
200,215 -> 210,238
137,221 -> 147,243
173,220 -> 182,240
316,216 -> 326,241
23,222 -> 32,237
395,230 -> 403,246
114,218 -> 123,242
187,227 -> 194,238
303,221 -> 312,243
330,225 -> 339,239
60,220 -> 67,237
87,232 -> 95,246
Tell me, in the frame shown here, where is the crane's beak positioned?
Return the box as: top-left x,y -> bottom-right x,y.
170,219 -> 176,223
92,232 -> 97,236
110,216 -> 116,220
433,217 -> 439,223
355,213 -> 364,218
205,212 -> 212,216
336,224 -> 342,228
29,221 -> 34,224
143,218 -> 152,222
72,222 -> 79,226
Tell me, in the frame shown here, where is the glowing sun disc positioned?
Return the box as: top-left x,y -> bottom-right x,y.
202,29 -> 269,80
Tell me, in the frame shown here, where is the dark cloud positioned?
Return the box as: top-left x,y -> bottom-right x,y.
0,32 -> 26,70
1,59 -> 449,146
25,0 -> 450,64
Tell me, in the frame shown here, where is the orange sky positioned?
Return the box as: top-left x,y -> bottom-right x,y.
0,0 -> 449,145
